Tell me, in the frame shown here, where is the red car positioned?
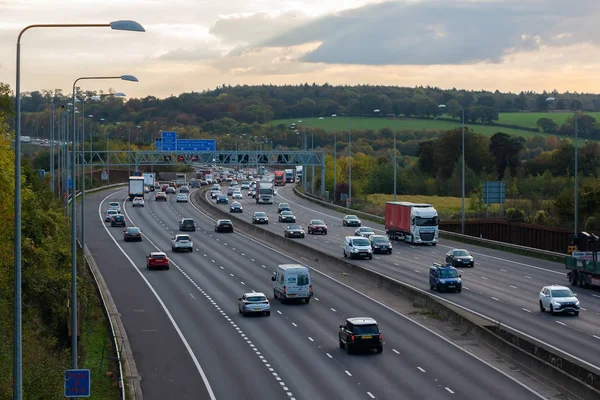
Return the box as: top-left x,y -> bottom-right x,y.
307,219 -> 328,235
146,252 -> 170,270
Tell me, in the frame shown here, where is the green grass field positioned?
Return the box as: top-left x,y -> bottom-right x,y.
271,117 -> 551,139
497,112 -> 600,129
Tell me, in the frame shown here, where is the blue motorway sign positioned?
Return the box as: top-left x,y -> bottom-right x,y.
67,178 -> 73,189
64,368 -> 91,397
38,169 -> 45,179
155,137 -> 162,150
161,131 -> 177,151
176,139 -> 216,152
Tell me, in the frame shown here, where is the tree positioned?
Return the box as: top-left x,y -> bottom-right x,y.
514,92 -> 528,111
535,94 -> 550,112
536,117 -> 558,133
489,132 -> 525,179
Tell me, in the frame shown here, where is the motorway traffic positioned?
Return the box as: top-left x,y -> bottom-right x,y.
84,184 -> 550,400
201,180 -> 600,374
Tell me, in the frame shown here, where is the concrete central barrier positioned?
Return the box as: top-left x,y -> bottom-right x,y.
192,188 -> 600,400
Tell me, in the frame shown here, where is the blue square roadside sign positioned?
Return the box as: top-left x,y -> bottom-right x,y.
65,369 -> 90,397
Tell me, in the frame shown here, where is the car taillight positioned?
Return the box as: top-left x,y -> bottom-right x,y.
378,334 -> 382,340
309,285 -> 313,293
283,286 -> 287,294
350,335 -> 355,342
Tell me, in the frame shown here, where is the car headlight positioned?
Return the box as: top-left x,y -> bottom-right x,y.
439,279 -> 446,283
552,301 -> 561,306
367,248 -> 372,252
575,301 -> 580,306
351,248 -> 358,252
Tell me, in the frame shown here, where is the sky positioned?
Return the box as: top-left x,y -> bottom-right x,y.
2,0 -> 600,99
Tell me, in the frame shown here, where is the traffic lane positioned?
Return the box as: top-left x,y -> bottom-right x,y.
178,196 -> 547,399
203,191 -> 600,370
129,198 -> 384,400
275,184 -> 565,273
88,189 -> 214,400
119,198 -> 297,399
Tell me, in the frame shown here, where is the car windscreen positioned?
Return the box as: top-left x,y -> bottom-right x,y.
255,213 -> 266,217
353,324 -> 379,335
346,215 -> 358,220
439,269 -> 458,278
110,202 -> 119,207
311,220 -> 324,225
288,225 -> 301,230
453,250 -> 470,257
220,221 -> 232,225
551,289 -> 574,298
182,220 -> 194,225
176,236 -> 191,241
107,210 -> 117,214
281,211 -> 292,215
246,296 -> 266,302
151,254 -> 166,259
127,228 -> 141,233
415,216 -> 439,226
352,238 -> 370,246
372,236 -> 389,243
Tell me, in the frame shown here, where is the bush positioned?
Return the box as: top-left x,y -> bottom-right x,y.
505,207 -> 525,223
533,210 -> 548,225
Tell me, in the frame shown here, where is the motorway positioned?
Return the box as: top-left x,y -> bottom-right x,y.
203,182 -> 600,373
84,186 -> 548,400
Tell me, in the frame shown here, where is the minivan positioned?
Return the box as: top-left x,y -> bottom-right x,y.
271,264 -> 312,304
343,236 -> 373,259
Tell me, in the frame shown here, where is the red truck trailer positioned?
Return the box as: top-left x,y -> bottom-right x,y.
274,170 -> 286,186
385,201 -> 439,245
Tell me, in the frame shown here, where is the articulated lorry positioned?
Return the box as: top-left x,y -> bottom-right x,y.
564,233 -> 600,289
143,173 -> 155,187
256,181 -> 274,204
128,176 -> 145,201
274,170 -> 286,186
385,201 -> 439,245
284,169 -> 295,183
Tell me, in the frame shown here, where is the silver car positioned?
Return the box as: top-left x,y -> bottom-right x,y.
176,193 -> 188,203
107,201 -> 121,213
238,292 -> 270,316
354,227 -> 376,238
539,285 -> 580,315
171,234 -> 193,252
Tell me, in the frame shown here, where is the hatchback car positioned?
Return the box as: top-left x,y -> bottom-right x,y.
445,249 -> 474,268
252,212 -> 268,224
232,191 -> 243,200
166,186 -> 176,194
230,201 -> 243,213
179,218 -> 196,231
370,235 -> 392,254
176,193 -> 188,203
284,225 -> 305,238
123,227 -> 142,242
539,285 -> 580,315
171,234 -> 193,252
111,214 -> 126,227
241,182 -> 250,190
104,209 -> 118,222
307,219 -> 328,235
216,194 -> 228,204
215,219 -> 234,233
354,227 -> 376,238
343,215 -> 362,227
144,186 -> 149,193
277,203 -> 291,213
155,192 -> 167,201
179,186 -> 190,193
278,211 -> 296,223
146,252 -> 170,270
339,317 -> 383,354
108,201 -> 121,213
132,197 -> 145,207
210,190 -> 222,199
238,292 -> 270,316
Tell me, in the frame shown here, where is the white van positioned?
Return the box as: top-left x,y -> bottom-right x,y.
271,264 -> 312,303
343,236 -> 373,260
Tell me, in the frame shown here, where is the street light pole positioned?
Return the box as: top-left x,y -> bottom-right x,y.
348,122 -> 352,208
394,115 -> 397,201
50,102 -> 55,192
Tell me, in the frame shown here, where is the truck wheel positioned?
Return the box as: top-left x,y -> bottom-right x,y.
570,272 -> 578,287
343,249 -> 347,258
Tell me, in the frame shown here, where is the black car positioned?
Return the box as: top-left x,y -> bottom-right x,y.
369,235 -> 392,254
277,203 -> 291,213
252,212 -> 268,224
215,219 -> 234,233
123,227 -> 142,242
339,317 -> 383,354
179,186 -> 190,193
229,202 -> 243,213
343,215 -> 362,227
445,249 -> 474,268
179,218 -> 196,232
216,194 -> 228,204
278,211 -> 296,223
111,214 -> 126,227
307,219 -> 327,235
284,225 -> 305,238
189,179 -> 200,188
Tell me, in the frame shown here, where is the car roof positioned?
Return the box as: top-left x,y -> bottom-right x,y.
281,210 -> 293,214
451,248 -> 469,252
175,233 -> 191,237
310,219 -> 325,223
127,226 -> 140,231
278,264 -> 309,271
182,218 -> 194,221
347,317 -> 377,325
544,285 -> 571,290
254,211 -> 266,214
345,215 -> 359,218
243,292 -> 266,297
430,263 -> 456,270
358,227 -> 374,230
150,252 -> 167,256
347,236 -> 368,240
218,219 -> 232,223
370,235 -> 388,239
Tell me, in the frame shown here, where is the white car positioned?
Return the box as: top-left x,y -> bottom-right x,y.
232,191 -> 243,200
176,193 -> 188,203
238,292 -> 270,316
171,234 -> 193,252
132,197 -> 145,207
107,201 -> 121,213
539,285 -> 580,315
144,186 -> 149,193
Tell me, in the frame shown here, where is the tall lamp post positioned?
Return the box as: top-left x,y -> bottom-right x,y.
70,75 -> 138,376
13,21 -> 143,399
438,103 -> 465,234
331,114 -> 337,202
546,97 -> 579,235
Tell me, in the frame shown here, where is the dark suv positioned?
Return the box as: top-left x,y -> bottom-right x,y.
111,214 -> 126,227
179,218 -> 196,232
429,263 -> 462,292
339,317 -> 382,354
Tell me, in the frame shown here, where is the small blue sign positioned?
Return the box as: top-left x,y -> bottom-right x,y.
161,131 -> 177,151
176,139 -> 216,152
483,181 -> 506,205
68,178 -> 73,189
155,138 -> 162,150
65,369 -> 91,398
38,169 -> 45,179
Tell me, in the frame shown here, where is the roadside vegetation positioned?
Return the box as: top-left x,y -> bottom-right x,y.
0,82 -> 121,399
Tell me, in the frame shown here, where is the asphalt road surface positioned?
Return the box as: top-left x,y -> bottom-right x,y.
201,182 -> 600,375
85,186 -> 551,399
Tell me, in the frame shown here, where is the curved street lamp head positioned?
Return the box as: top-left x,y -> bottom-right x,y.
90,96 -> 101,101
374,109 -> 380,113
114,92 -> 127,97
120,75 -> 138,82
546,97 -> 555,102
438,104 -> 447,108
110,20 -> 145,32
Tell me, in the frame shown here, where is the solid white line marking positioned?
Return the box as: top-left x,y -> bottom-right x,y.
592,294 -> 600,299
326,353 -> 333,358
555,321 -> 566,326
344,370 -> 352,376
292,322 -> 297,327
414,256 -> 419,260
277,310 -> 282,315
500,269 -> 507,272
522,308 -> 532,313
525,275 -> 532,279
314,297 -> 319,301
392,349 -> 400,354
414,269 -> 421,273
308,337 -> 314,342
301,256 -> 310,261
367,393 -> 375,399
481,276 -> 488,280
580,307 -> 587,311
593,335 -> 600,340
491,297 -> 501,302
330,308 -> 336,312
417,367 -> 426,372
463,287 -> 470,290
189,293 -> 196,300
445,387 -> 454,394
510,285 -> 518,289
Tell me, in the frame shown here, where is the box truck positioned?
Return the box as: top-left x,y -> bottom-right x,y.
256,181 -> 274,204
284,169 -> 295,183
274,170 -> 285,186
128,176 -> 145,201
142,173 -> 155,187
385,202 -> 439,245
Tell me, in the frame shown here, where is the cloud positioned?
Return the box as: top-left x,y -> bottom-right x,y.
158,46 -> 222,61
249,0 -> 600,66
